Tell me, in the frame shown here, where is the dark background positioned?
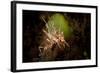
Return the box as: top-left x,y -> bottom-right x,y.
23,10 -> 91,63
